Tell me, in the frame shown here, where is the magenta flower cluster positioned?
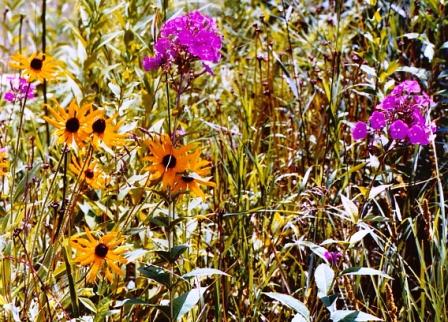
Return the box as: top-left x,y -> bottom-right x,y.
143,11 -> 222,72
3,76 -> 35,103
352,80 -> 435,145
324,250 -> 342,266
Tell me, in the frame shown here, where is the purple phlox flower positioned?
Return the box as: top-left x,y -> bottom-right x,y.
408,124 -> 430,145
352,121 -> 368,140
389,120 -> 409,140
413,92 -> 434,108
178,29 -> 222,62
4,76 -> 35,101
380,95 -> 398,111
3,91 -> 15,102
324,250 -> 342,265
411,110 -> 425,126
391,80 -> 421,96
146,10 -> 222,71
142,55 -> 162,71
369,111 -> 386,130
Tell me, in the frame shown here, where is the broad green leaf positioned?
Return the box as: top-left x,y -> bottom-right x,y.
286,240 -> 328,260
139,265 -> 171,287
108,82 -> 121,98
315,263 -> 334,298
292,313 -> 308,322
360,65 -> 376,77
349,229 -> 371,245
396,66 -> 429,81
125,249 -> 148,261
341,267 -> 392,279
264,292 -> 310,322
368,185 -> 390,199
331,310 -> 382,321
79,297 -> 97,313
172,287 -> 207,320
341,194 -> 359,223
182,268 -> 229,279
156,244 -> 188,263
123,298 -> 152,306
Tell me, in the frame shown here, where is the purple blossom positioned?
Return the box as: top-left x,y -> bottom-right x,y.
3,76 -> 35,103
324,251 -> 342,265
389,120 -> 409,140
352,121 -> 368,140
408,124 -> 429,145
353,80 -> 435,146
143,11 -> 222,72
381,95 -> 398,110
369,111 -> 386,130
391,80 -> 421,95
142,55 -> 162,71
3,91 -> 15,102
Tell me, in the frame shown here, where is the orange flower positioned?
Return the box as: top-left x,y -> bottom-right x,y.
172,149 -> 215,199
9,52 -> 61,82
70,227 -> 127,283
144,134 -> 195,188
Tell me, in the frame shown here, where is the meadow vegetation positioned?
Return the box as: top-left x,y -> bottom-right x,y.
0,0 -> 447,321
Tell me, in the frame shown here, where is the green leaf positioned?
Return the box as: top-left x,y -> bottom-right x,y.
292,313 -> 308,322
264,292 -> 310,322
341,267 -> 392,279
182,268 -> 230,279
138,265 -> 171,287
156,245 -> 189,263
396,66 -> 429,81
341,194 -> 359,224
108,82 -> 121,98
314,264 -> 334,298
172,287 -> 207,320
349,229 -> 371,245
360,65 -> 377,77
286,240 -> 328,260
125,249 -> 148,261
123,298 -> 152,306
330,310 -> 382,321
79,297 -> 97,313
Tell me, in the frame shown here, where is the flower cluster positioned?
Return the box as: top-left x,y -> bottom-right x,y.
324,250 -> 342,266
44,100 -> 128,150
143,11 -> 222,72
352,80 -> 435,145
3,76 -> 35,103
145,134 -> 214,199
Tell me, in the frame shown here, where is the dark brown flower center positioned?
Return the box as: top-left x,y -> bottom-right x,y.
30,58 -> 43,70
95,243 -> 108,258
181,175 -> 194,183
92,118 -> 106,134
162,154 -> 176,168
84,169 -> 94,179
65,117 -> 80,133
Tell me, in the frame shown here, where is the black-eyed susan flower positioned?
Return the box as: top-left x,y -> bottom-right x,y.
88,110 -> 127,149
44,100 -> 95,148
172,149 -> 215,199
70,227 -> 127,283
69,157 -> 108,190
9,52 -> 61,82
145,134 -> 195,188
0,148 -> 8,177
